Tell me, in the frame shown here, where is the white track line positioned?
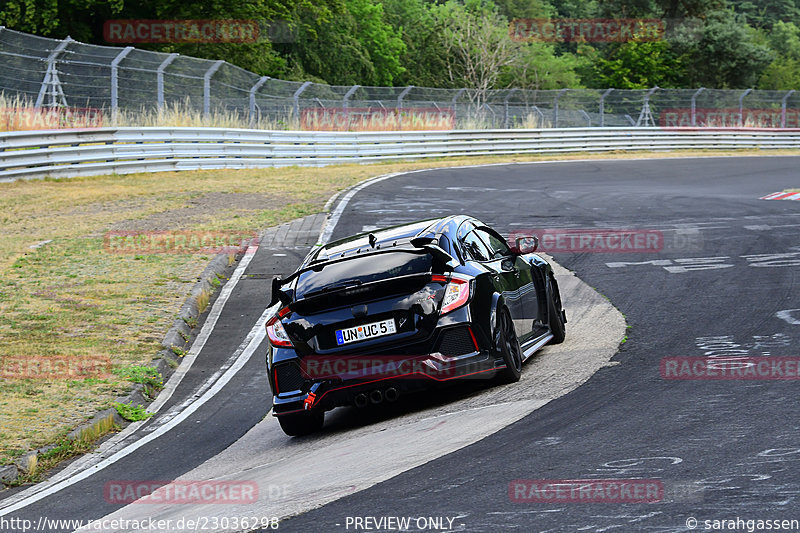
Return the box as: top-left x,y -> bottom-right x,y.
148,245 -> 259,413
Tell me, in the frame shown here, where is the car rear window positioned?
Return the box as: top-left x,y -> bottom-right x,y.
295,252 -> 433,299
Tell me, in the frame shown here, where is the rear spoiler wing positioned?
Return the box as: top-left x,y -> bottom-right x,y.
268,243 -> 458,308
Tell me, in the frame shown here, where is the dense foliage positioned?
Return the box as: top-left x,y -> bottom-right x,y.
1,0 -> 798,89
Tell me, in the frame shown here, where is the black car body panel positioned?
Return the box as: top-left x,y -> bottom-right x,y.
265,215 -> 566,433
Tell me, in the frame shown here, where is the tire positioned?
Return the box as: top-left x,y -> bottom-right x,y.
278,410 -> 324,436
547,275 -> 566,344
495,308 -> 523,384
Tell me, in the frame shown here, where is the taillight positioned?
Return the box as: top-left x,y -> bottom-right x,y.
266,306 -> 293,347
439,276 -> 471,315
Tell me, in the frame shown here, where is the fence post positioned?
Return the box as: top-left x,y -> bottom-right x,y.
781,90 -> 795,128
738,88 -> 753,127
599,88 -> 613,127
397,85 -> 413,129
554,88 -> 567,128
292,81 -> 312,123
35,36 -> 73,108
530,106 -> 545,125
343,85 -> 360,131
110,46 -> 133,124
157,53 -> 178,111
503,88 -> 518,128
203,60 -> 224,118
451,88 -> 466,127
691,87 -> 705,127
636,86 -> 658,127
249,76 -> 270,127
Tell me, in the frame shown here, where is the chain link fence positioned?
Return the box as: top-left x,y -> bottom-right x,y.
2,26 -> 799,130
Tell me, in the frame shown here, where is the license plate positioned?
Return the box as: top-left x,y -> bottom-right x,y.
336,318 -> 397,346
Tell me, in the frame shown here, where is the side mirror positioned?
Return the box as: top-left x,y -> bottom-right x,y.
515,235 -> 538,254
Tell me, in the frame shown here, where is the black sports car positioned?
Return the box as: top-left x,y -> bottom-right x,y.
265,215 -> 566,436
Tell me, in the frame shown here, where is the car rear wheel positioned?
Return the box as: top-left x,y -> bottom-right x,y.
548,275 -> 566,344
496,308 -> 522,384
278,410 -> 324,436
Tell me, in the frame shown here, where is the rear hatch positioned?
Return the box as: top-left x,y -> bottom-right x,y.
284,251 -> 446,355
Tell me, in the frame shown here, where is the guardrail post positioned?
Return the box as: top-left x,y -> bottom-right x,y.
203,60 -> 224,118
35,36 -> 73,108
292,81 -> 312,123
110,46 -> 134,124
343,85 -> 360,131
157,53 -> 178,111
781,90 -> 795,128
503,88 -> 518,128
599,88 -> 613,127
691,87 -> 705,127
249,76 -> 270,127
738,88 -> 753,127
554,88 -> 567,128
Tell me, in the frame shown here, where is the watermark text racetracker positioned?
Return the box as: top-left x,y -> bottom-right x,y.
510,18 -> 665,42
104,19 -> 296,43
0,355 -> 111,380
508,228 -> 703,254
662,357 -> 800,380
509,479 -> 664,503
104,230 -> 258,255
103,480 -> 272,504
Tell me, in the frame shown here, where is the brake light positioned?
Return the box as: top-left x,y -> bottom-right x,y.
440,277 -> 471,315
266,307 -> 293,347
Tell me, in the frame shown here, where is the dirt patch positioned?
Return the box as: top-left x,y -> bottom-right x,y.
109,192 -> 282,231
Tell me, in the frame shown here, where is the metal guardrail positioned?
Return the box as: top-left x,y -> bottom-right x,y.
2,127 -> 799,182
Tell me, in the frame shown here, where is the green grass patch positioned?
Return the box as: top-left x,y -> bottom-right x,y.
113,402 -> 153,422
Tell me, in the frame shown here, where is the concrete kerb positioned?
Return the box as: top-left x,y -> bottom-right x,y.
3,249 -> 237,486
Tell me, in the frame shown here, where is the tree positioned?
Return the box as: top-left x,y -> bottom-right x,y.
499,43 -> 584,89
581,39 -> 684,88
728,0 -> 800,29
0,0 -> 125,42
758,21 -> 800,89
671,9 -> 774,88
344,0 -> 405,85
0,0 -> 293,76
381,0 -> 451,87
434,1 -> 524,102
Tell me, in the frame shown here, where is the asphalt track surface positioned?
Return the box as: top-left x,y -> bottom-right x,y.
2,155 -> 800,533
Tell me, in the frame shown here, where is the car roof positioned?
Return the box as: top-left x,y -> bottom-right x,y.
308,215 -> 474,264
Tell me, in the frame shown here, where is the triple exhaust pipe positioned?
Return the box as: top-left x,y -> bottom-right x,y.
354,387 -> 400,407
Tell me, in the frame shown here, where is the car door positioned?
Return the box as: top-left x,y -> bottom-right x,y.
473,226 -> 542,344
459,226 -> 526,341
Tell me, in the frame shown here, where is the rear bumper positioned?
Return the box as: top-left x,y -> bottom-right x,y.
271,348 -> 501,416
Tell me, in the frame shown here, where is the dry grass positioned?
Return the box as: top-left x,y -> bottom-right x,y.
1,148 -> 798,464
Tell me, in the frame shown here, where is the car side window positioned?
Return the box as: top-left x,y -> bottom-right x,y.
475,228 -> 511,259
462,231 -> 492,262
